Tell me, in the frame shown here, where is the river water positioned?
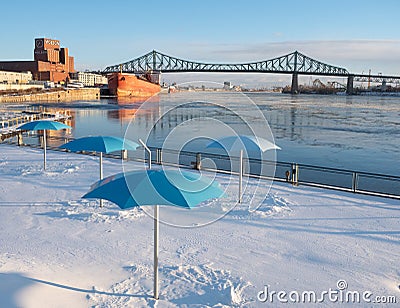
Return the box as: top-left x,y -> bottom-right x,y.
4,92 -> 400,176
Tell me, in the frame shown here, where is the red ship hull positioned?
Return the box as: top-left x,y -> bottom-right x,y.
108,73 -> 161,97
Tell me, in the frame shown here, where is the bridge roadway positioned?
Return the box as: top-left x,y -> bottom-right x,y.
103,50 -> 400,94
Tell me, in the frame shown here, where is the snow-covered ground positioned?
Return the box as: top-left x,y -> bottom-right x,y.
0,144 -> 399,307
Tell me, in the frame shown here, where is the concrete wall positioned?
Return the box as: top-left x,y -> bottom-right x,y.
0,88 -> 99,103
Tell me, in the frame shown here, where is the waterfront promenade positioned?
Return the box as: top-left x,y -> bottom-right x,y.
0,143 -> 398,306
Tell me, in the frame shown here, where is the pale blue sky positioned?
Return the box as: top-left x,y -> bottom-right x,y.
1,0 -> 400,84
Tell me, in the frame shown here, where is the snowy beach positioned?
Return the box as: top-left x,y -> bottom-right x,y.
0,144 -> 399,307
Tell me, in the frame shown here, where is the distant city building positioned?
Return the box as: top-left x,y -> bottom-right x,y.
0,38 -> 75,83
0,70 -> 32,84
69,72 -> 108,87
223,81 -> 232,90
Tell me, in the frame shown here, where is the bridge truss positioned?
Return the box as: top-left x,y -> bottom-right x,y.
353,75 -> 400,84
103,50 -> 349,76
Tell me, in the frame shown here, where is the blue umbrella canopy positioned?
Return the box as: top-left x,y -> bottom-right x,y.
61,136 -> 140,207
17,120 -> 71,170
206,135 -> 280,152
59,136 -> 139,154
83,169 -> 224,209
18,120 -> 71,131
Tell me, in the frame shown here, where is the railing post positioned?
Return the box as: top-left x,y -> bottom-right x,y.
156,149 -> 159,164
17,132 -> 23,146
352,172 -> 357,192
156,148 -> 162,165
195,153 -> 201,170
291,163 -> 295,184
291,163 -> 299,186
121,149 -> 128,161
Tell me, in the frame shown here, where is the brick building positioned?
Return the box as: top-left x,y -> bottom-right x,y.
0,38 -> 75,83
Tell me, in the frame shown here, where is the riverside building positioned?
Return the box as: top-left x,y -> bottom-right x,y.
0,38 -> 75,83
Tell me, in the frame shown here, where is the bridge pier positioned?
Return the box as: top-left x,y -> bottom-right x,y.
346,75 -> 354,95
145,71 -> 161,84
291,73 -> 299,94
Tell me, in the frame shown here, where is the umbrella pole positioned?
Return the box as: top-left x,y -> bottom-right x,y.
43,130 -> 47,171
99,152 -> 103,207
154,205 -> 159,300
139,139 -> 152,169
239,149 -> 243,203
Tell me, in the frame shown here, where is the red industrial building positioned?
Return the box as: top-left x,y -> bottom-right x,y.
0,38 -> 75,83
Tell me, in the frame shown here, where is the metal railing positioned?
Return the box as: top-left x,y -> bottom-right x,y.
0,110 -> 71,135
2,135 -> 399,200
138,147 -> 400,199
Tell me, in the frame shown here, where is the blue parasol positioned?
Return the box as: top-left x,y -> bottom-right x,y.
83,169 -> 224,300
18,120 -> 72,170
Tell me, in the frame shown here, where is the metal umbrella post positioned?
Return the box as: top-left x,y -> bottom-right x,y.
239,149 -> 243,203
153,205 -> 159,300
43,129 -> 47,171
99,152 -> 103,207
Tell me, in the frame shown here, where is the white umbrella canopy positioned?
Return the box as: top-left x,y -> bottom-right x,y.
207,135 -> 280,203
206,135 -> 281,152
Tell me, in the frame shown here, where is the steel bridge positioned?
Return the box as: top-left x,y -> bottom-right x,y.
104,50 -> 400,94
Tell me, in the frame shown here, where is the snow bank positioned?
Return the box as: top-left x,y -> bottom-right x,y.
0,144 -> 398,307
